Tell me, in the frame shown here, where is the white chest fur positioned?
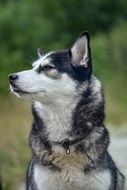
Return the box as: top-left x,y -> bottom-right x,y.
34,163 -> 111,190
33,100 -> 79,142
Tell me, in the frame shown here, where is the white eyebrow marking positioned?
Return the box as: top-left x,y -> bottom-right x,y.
32,52 -> 54,68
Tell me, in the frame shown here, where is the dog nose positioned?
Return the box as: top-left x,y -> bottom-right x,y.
9,73 -> 19,82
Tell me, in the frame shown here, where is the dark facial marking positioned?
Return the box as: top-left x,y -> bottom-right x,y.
46,50 -> 92,82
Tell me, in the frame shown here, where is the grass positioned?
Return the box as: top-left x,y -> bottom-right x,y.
0,96 -> 31,190
105,78 -> 127,125
0,91 -> 127,190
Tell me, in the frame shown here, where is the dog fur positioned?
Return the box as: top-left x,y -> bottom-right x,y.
9,32 -> 125,190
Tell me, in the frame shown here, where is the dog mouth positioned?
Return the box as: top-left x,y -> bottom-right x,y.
10,85 -> 46,96
13,88 -> 31,94
9,81 -> 32,95
11,86 -> 32,95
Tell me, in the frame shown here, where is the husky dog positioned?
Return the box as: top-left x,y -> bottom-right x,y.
9,32 -> 125,190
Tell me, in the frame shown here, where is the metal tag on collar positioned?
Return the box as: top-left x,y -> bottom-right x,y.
61,139 -> 70,154
66,148 -> 70,154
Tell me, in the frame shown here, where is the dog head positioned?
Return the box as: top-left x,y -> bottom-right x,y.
9,32 -> 92,104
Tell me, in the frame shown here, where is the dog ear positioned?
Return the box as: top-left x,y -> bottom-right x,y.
70,32 -> 92,68
37,48 -> 44,58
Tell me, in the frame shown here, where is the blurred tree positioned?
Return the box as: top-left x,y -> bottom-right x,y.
0,0 -> 127,95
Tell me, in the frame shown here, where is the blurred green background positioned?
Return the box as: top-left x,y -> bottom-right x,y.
0,0 -> 127,189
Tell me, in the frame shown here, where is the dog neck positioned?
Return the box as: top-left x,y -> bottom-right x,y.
33,94 -> 80,143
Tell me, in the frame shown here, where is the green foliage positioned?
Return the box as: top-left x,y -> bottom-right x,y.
92,21 -> 127,123
92,21 -> 127,98
0,0 -> 127,120
0,0 -> 127,95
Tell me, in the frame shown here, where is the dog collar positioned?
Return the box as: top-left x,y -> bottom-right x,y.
53,128 -> 93,154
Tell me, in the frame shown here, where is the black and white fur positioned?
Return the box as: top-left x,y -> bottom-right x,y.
9,32 -> 125,190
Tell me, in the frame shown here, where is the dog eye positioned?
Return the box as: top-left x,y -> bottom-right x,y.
37,65 -> 55,73
42,65 -> 55,71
